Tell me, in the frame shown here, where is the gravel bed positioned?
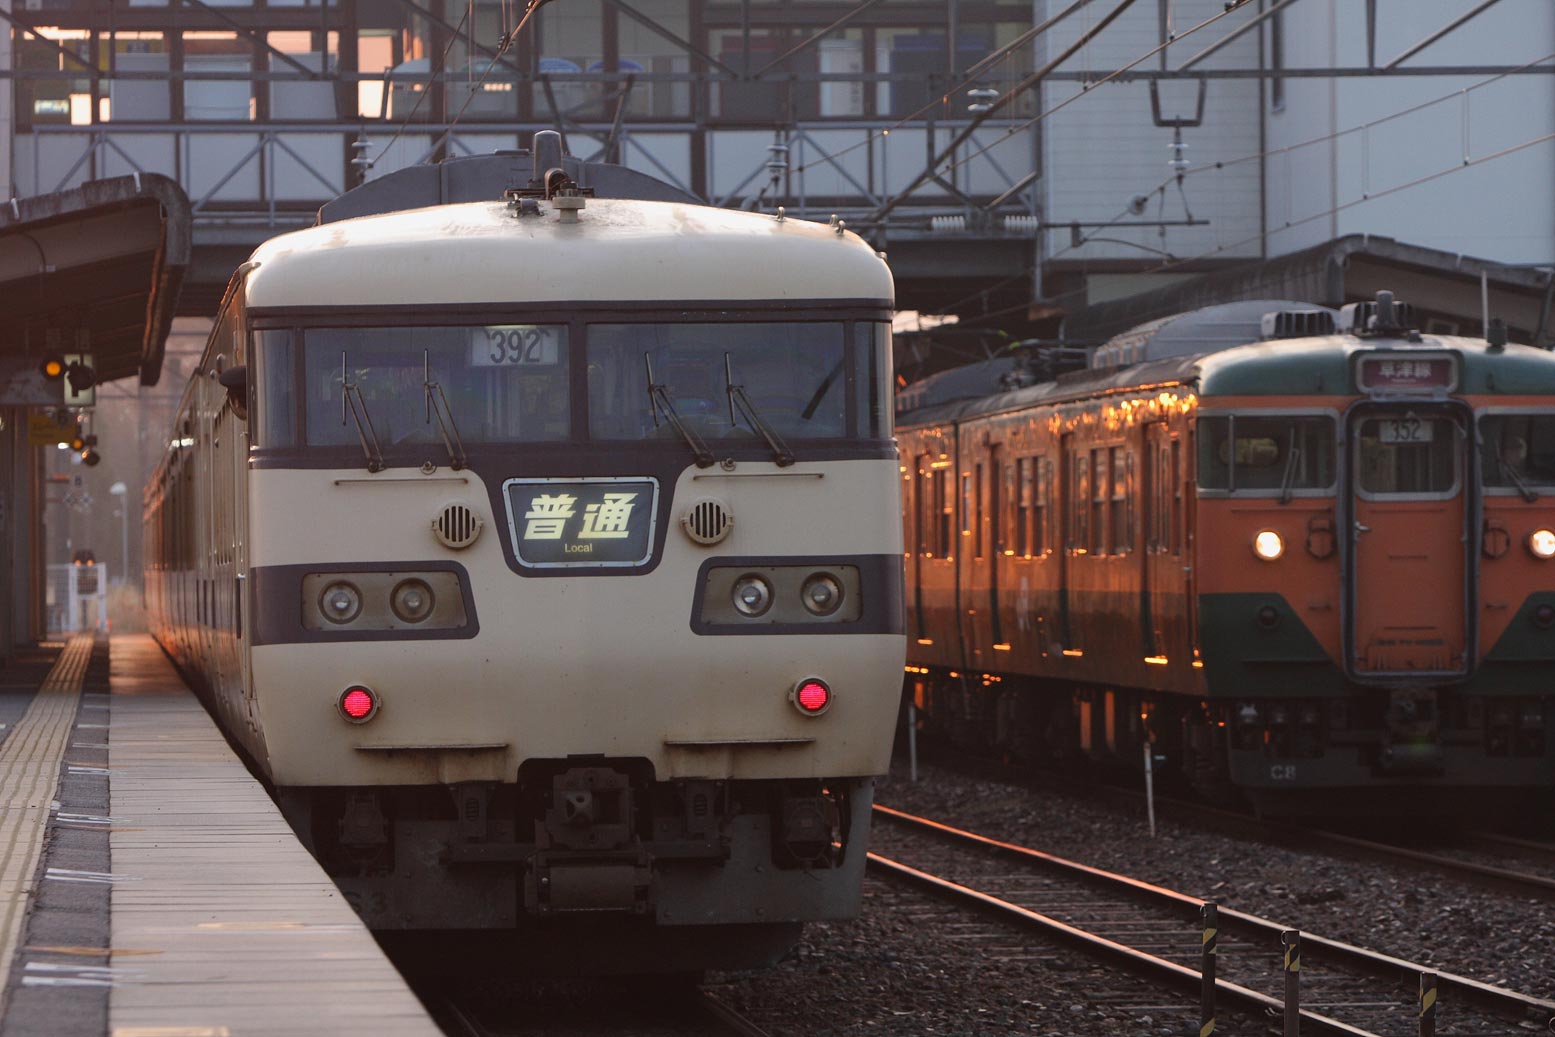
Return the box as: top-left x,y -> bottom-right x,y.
707,757 -> 1555,1036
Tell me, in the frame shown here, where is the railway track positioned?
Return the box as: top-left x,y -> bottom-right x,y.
869,804 -> 1555,1036
929,746 -> 1555,902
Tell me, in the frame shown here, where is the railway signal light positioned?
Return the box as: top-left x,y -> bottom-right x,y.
80,449 -> 101,467
40,355 -> 66,380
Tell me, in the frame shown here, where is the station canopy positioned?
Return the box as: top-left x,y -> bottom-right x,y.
0,174 -> 191,403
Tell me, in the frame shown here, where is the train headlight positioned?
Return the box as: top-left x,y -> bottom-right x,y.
338,685 -> 380,723
1530,529 -> 1555,559
800,572 -> 844,616
732,574 -> 773,617
319,581 -> 363,624
1252,529 -> 1284,561
791,677 -> 833,716
390,578 -> 435,623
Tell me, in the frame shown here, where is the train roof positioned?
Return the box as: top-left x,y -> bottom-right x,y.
897,333 -> 1555,428
243,198 -> 893,310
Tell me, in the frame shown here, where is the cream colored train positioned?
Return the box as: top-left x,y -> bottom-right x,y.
145,139 -> 905,973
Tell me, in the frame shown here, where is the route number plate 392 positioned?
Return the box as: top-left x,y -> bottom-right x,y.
470,325 -> 563,367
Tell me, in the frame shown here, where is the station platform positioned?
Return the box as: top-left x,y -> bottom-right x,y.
0,634 -> 440,1037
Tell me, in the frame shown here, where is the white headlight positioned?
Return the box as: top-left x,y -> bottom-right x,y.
1530,529 -> 1555,559
732,574 -> 773,616
319,581 -> 362,624
1253,530 -> 1284,561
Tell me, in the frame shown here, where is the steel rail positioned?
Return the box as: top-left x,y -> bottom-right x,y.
868,851 -> 1382,1037
873,803 -> 1555,1027
698,989 -> 778,1037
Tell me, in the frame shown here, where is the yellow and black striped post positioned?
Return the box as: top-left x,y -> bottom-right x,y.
1282,929 -> 1301,1037
1199,902 -> 1218,1037
1419,971 -> 1437,1037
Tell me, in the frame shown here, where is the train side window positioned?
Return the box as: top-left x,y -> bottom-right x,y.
1037,458 -> 1053,556
977,464 -> 988,559
1015,457 -> 1033,557
957,469 -> 970,550
934,467 -> 952,556
1069,450 -> 1090,553
1170,438 -> 1182,555
253,330 -> 297,448
917,454 -> 932,554
1091,449 -> 1109,556
1112,449 -> 1132,555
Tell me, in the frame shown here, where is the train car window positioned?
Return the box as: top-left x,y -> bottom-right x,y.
254,330 -> 297,448
975,465 -> 987,559
1480,414 -> 1555,490
1037,458 -> 1053,556
934,467 -> 952,556
588,321 -> 846,441
1111,448 -> 1131,555
852,322 -> 893,439
1356,415 -> 1456,494
1170,439 -> 1182,555
1069,449 -> 1090,553
1091,449 -> 1109,556
1015,458 -> 1033,557
1197,415 -> 1335,494
916,454 -> 932,555
961,471 -> 975,553
301,325 -> 571,445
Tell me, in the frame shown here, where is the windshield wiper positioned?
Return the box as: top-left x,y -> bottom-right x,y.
644,354 -> 714,468
725,354 -> 794,467
1499,458 -> 1540,502
340,352 -> 384,473
423,350 -> 468,471
1277,433 -> 1300,505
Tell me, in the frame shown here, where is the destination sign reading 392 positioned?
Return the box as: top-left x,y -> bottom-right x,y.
502,478 -> 659,568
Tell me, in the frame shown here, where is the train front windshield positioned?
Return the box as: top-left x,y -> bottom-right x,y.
257,319 -> 891,450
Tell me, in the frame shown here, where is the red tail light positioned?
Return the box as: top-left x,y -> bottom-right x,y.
792,678 -> 832,716
339,686 -> 379,723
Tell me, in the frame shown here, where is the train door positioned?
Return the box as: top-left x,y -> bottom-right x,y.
959,458 -> 986,665
987,444 -> 1005,649
1057,433 -> 1075,649
1347,405 -> 1472,676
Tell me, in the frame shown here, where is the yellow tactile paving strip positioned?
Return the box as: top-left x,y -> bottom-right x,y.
0,637 -> 93,1019
107,636 -> 438,1037
0,634 -> 94,1020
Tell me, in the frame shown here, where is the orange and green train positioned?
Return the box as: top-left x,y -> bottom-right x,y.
897,293 -> 1555,811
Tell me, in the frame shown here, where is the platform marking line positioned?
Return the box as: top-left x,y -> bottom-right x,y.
0,635 -> 93,1020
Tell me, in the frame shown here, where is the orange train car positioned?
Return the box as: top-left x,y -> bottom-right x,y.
897,294 -> 1555,811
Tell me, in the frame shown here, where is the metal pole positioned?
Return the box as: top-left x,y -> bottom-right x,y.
1418,972 -> 1437,1037
1481,269 -> 1490,339
1282,929 -> 1301,1037
1143,741 -> 1157,837
1200,902 -> 1218,1037
908,701 -> 919,782
118,508 -> 128,587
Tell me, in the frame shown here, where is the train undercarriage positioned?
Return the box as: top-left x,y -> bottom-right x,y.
276,766 -> 874,974
907,671 -> 1555,816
